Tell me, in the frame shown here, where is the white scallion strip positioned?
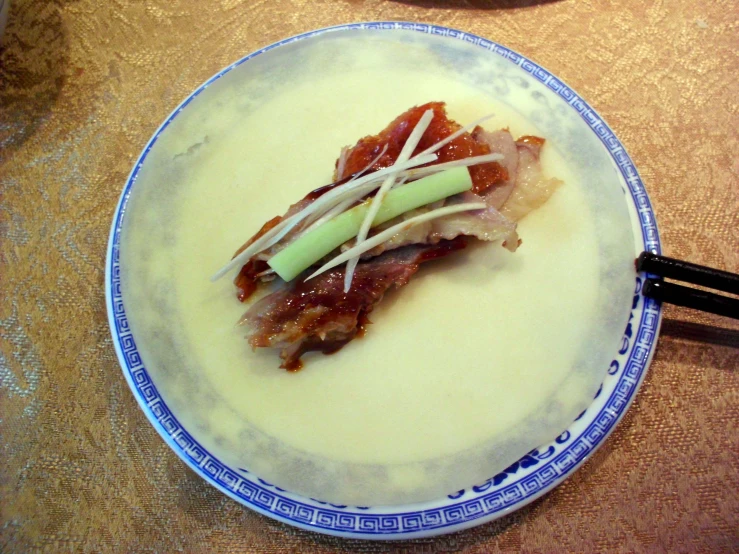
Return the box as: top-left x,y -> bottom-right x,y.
414,113 -> 494,158
303,144 -> 390,230
336,146 -> 349,180
403,153 -> 504,179
210,212 -> 302,282
391,175 -> 408,190
345,109 -> 435,291
304,197 -> 356,234
296,153 -> 436,231
268,168 -> 473,282
305,202 -> 487,282
309,149 -> 498,238
348,143 -> 388,182
210,153 -> 437,281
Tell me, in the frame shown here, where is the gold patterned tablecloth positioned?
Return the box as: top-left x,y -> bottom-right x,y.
1,0 -> 737,552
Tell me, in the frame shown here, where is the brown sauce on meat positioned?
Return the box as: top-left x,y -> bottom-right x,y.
280,238 -> 466,334
516,135 -> 546,148
233,216 -> 281,258
234,259 -> 270,302
273,238 -> 467,370
356,312 -> 372,338
304,174 -> 354,201
233,216 -> 282,301
283,335 -> 357,372
340,102 -> 507,195
284,359 -> 303,371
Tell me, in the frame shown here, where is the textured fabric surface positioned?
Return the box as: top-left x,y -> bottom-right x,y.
1,0 -> 737,552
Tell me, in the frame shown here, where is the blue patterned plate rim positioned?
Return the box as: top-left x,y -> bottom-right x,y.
105,22 -> 663,540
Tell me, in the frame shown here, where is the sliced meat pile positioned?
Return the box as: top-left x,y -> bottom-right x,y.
231,102 -> 561,369
241,238 -> 467,370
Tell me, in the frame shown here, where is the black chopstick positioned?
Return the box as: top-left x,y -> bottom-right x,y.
643,279 -> 739,319
637,252 -> 739,320
637,252 -> 739,295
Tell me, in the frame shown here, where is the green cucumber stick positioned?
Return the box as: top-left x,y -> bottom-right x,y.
268,167 -> 473,281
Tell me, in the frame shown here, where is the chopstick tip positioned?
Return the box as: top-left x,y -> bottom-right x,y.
636,250 -> 654,272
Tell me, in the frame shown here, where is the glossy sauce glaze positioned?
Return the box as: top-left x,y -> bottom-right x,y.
340,102 -> 507,194
243,238 -> 468,370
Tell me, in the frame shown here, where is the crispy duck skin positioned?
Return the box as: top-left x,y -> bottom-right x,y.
230,103 -> 560,369
239,238 -> 467,370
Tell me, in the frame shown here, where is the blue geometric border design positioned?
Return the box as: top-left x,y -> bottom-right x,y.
105,22 -> 662,540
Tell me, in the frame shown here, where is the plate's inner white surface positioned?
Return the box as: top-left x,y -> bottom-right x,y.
120,31 -> 635,506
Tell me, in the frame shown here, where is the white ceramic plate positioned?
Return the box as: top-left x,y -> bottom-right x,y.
106,22 -> 662,539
